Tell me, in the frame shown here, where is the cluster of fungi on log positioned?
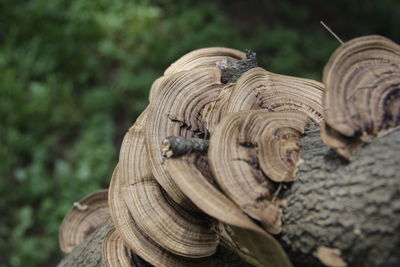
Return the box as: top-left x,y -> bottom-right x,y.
58,35 -> 400,267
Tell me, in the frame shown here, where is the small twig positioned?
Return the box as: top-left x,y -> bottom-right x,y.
161,136 -> 209,158
271,184 -> 283,203
320,21 -> 344,45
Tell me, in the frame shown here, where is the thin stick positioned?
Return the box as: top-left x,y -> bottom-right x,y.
320,21 -> 344,45
161,136 -> 209,158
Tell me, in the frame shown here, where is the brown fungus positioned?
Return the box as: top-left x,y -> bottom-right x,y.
200,83 -> 235,135
209,110 -> 311,234
102,228 -> 134,267
163,152 -> 292,267
118,110 -> 218,258
164,153 -> 261,232
59,189 -> 110,253
109,166 -> 210,267
102,47 -> 327,267
164,47 -> 245,76
227,67 -> 324,124
146,67 -> 225,209
322,35 -> 400,158
146,48 -> 256,207
121,177 -> 218,258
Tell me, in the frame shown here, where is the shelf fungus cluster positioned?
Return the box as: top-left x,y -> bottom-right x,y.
99,46 -> 324,267
59,35 -> 400,267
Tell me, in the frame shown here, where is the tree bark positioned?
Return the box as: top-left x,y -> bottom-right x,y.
280,126 -> 400,267
58,127 -> 400,267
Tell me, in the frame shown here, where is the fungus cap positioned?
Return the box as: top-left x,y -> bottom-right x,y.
59,189 -> 110,253
322,35 -> 400,157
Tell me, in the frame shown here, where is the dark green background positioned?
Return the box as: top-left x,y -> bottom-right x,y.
1,0 -> 399,266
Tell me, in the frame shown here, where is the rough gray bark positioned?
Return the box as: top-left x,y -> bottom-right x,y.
280,126 -> 400,267
58,219 -> 113,267
218,50 -> 258,83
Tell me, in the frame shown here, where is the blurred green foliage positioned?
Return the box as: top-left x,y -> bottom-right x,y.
0,0 -> 399,266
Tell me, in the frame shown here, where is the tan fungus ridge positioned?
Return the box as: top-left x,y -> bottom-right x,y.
209,110 -> 311,234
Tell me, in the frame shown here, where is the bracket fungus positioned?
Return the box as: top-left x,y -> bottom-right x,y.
209,110 -> 311,234
164,153 -> 293,267
59,189 -> 110,253
147,62 -> 233,209
322,35 -> 400,158
226,67 -> 324,124
121,176 -> 218,258
103,47 -> 266,266
109,166 -> 212,266
118,107 -> 218,258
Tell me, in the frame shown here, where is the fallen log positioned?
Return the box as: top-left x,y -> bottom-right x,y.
58,126 -> 400,267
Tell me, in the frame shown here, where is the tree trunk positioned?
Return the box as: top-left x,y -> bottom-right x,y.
58,127 -> 400,267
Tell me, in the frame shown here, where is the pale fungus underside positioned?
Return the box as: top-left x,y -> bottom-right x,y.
59,37 -> 400,267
